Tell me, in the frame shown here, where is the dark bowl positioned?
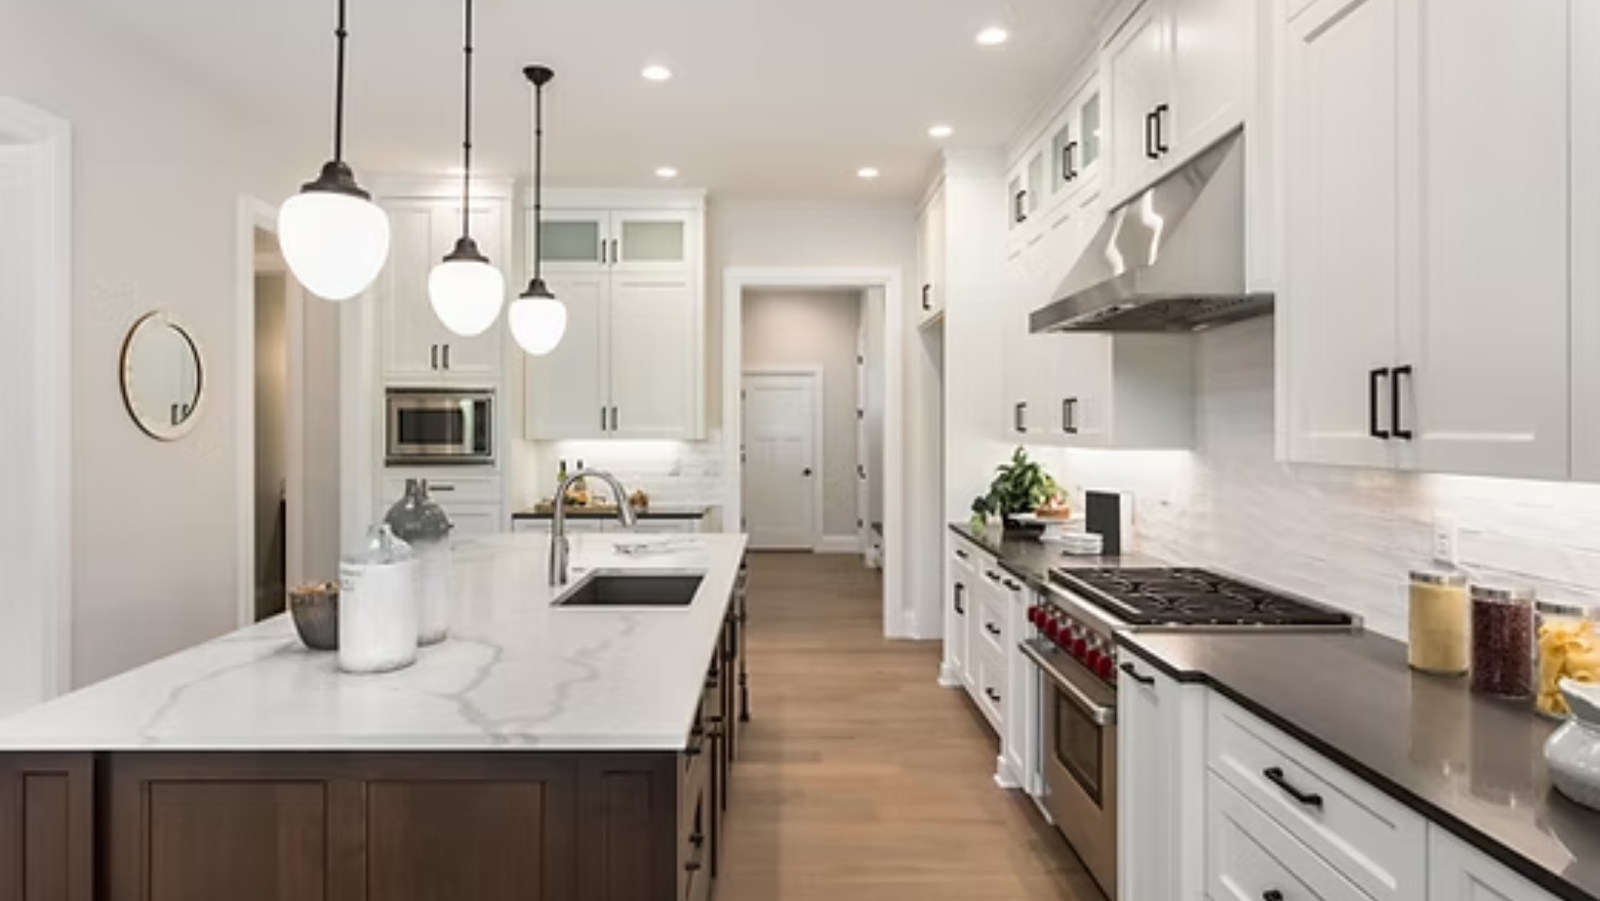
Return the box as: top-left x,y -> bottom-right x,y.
288,583 -> 339,651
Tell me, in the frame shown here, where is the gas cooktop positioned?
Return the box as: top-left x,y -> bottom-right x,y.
1048,568 -> 1355,628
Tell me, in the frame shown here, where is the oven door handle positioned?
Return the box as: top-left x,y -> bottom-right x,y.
1020,641 -> 1116,726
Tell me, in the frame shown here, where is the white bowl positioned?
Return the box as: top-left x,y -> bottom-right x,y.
1545,679 -> 1600,812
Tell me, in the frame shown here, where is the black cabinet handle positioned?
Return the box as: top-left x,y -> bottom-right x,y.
1120,662 -> 1156,686
985,688 -> 1001,702
1392,365 -> 1413,440
986,570 -> 1003,581
1062,397 -> 1080,434
441,344 -> 451,370
802,467 -> 814,477
1145,111 -> 1160,160
685,860 -> 703,873
922,284 -> 932,311
610,406 -> 619,432
611,238 -> 619,263
430,345 -> 439,370
1369,368 -> 1391,440
985,623 -> 1001,637
1154,103 -> 1170,154
1015,190 -> 1029,223
954,583 -> 966,615
1004,580 -> 1021,591
601,406 -> 609,431
1263,892 -> 1284,901
1014,401 -> 1028,433
955,549 -> 969,560
1263,766 -> 1324,809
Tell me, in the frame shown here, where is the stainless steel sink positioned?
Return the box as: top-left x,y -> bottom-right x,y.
552,571 -> 705,608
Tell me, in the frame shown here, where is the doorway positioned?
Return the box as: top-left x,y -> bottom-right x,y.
253,235 -> 290,621
742,370 -> 823,550
0,99 -> 71,715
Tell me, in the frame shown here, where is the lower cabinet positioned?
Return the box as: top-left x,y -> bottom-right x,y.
1429,828 -> 1561,901
1117,652 -> 1207,901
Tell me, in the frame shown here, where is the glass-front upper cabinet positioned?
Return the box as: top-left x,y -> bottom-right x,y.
1048,84 -> 1103,210
536,210 -> 608,269
612,211 -> 691,271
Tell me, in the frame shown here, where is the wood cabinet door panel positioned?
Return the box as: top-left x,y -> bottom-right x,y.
0,755 -> 93,901
368,781 -> 551,901
144,782 -> 328,901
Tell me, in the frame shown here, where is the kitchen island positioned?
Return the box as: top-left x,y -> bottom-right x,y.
0,532 -> 749,901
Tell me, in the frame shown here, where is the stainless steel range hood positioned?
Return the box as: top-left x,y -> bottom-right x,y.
1030,130 -> 1272,334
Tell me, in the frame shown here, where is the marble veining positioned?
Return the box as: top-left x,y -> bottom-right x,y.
0,533 -> 747,751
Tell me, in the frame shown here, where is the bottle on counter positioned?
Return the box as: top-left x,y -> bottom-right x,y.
1470,582 -> 1535,699
1408,568 -> 1469,675
557,458 -> 568,497
384,479 -> 454,646
338,523 -> 418,674
1535,599 -> 1600,718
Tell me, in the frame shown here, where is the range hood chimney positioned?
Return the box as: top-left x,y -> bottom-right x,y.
1029,130 -> 1272,334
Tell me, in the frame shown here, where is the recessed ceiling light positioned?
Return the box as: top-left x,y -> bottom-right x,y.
857,167 -> 880,180
656,167 -> 679,179
976,27 -> 1010,46
642,64 -> 673,82
928,124 -> 954,139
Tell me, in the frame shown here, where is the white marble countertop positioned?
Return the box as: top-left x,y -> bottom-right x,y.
0,533 -> 748,752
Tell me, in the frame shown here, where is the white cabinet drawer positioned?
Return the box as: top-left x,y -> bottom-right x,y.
381,475 -> 502,505
629,520 -> 701,535
1209,774 -> 1373,901
1428,826 -> 1562,901
974,644 -> 1006,732
1208,696 -> 1426,901
512,519 -> 549,534
976,587 -> 1007,657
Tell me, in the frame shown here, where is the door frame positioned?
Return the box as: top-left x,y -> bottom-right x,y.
740,367 -> 826,551
0,98 -> 73,700
721,266 -> 908,638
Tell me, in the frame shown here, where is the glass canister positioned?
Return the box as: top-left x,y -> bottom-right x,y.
384,479 -> 454,646
1408,568 -> 1470,675
1535,599 -> 1600,718
338,524 -> 419,674
1470,582 -> 1535,699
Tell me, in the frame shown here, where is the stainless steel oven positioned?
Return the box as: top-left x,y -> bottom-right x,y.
1022,638 -> 1117,900
385,388 -> 495,466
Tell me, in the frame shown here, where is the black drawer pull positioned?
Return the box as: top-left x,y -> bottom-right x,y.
1369,368 -> 1391,439
1119,662 -> 1155,686
1263,766 -> 1323,809
986,570 -> 1002,581
985,623 -> 1001,637
985,688 -> 1001,702
1263,892 -> 1284,901
685,860 -> 703,873
955,549 -> 969,560
1004,580 -> 1021,591
1392,364 -> 1414,440
690,831 -> 705,848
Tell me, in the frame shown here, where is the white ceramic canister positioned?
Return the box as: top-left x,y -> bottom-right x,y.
338,524 -> 419,674
384,479 -> 454,645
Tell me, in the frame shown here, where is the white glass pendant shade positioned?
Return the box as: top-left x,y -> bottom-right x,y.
509,292 -> 568,356
429,254 -> 505,337
278,189 -> 392,301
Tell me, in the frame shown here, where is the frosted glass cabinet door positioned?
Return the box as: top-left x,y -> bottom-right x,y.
533,211 -> 608,270
612,211 -> 692,272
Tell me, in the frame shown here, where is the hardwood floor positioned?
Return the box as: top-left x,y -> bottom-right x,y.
718,553 -> 1104,901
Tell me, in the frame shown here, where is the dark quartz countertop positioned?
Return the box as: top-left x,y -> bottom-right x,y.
946,522 -> 1170,588
513,505 -> 711,521
1119,630 -> 1600,901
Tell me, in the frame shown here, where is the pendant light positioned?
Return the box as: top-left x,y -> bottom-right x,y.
509,65 -> 568,357
278,0 -> 391,302
428,0 -> 505,336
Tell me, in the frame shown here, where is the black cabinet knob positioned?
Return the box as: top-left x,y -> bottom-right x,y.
1263,891 -> 1284,901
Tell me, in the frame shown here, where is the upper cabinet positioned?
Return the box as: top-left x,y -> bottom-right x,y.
522,192 -> 705,441
1104,0 -> 1251,205
375,192 -> 510,385
1572,1 -> 1600,482
916,184 -> 947,325
1280,0 -> 1572,481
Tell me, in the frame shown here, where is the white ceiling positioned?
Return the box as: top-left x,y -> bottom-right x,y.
93,0 -> 1108,199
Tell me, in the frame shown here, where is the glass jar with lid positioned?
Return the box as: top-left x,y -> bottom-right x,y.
1535,598 -> 1600,718
1470,582 -> 1535,699
1408,568 -> 1470,675
338,523 -> 418,675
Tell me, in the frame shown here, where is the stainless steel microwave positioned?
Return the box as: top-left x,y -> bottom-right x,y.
385,389 -> 495,466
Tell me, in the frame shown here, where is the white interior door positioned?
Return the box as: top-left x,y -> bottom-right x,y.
742,372 -> 820,550
855,329 -> 871,551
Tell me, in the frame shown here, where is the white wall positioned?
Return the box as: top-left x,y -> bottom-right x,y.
1030,316 -> 1600,641
742,289 -> 862,538
863,286 -> 887,523
2,3 -> 302,685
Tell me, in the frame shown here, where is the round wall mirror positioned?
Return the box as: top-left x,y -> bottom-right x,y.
120,312 -> 204,441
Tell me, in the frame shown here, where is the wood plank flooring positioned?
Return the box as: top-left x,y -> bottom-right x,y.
718,553 -> 1103,901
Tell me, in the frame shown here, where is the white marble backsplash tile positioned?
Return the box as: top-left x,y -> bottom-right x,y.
520,433 -> 726,509
1030,317 -> 1600,641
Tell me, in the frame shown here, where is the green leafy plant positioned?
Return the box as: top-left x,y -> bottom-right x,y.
971,447 -> 1058,523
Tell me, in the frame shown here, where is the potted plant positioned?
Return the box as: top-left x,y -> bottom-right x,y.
971,447 -> 1060,535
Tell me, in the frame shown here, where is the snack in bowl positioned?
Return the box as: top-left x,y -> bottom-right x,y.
1036,494 -> 1072,520
1538,619 -> 1600,717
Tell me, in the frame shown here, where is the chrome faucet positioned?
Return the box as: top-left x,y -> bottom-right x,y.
550,470 -> 637,586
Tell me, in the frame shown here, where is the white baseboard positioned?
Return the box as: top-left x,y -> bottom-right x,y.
993,756 -> 1021,790
814,534 -> 864,554
937,662 -> 962,688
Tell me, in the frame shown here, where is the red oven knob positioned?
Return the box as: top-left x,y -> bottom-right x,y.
1085,648 -> 1104,672
1028,607 -> 1043,627
1042,619 -> 1059,641
1071,638 -> 1088,659
1096,656 -> 1115,681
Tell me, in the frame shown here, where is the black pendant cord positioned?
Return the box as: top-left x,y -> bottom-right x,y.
532,74 -> 543,283
458,0 -> 474,240
332,0 -> 348,164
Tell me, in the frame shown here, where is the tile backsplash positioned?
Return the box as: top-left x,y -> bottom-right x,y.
521,434 -> 726,510
1030,317 -> 1600,640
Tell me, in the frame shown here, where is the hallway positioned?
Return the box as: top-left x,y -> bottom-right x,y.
718,553 -> 1102,901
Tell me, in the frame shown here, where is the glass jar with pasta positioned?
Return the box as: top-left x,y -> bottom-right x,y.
1536,599 -> 1600,718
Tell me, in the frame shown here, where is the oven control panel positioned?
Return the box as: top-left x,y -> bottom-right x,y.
1026,600 -> 1117,684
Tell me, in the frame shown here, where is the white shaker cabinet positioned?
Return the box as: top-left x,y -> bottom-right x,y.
522,192 -> 705,441
1117,653 -> 1206,901
1281,0 -> 1571,481
1573,0 -> 1600,482
378,197 -> 508,384
916,184 -> 947,324
1428,828 -> 1561,901
1105,0 -> 1170,202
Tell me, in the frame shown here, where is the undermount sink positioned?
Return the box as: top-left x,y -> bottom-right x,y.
552,571 -> 705,608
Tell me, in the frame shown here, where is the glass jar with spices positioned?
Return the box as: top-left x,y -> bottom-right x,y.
1409,568 -> 1470,675
1470,583 -> 1535,699
1535,599 -> 1600,718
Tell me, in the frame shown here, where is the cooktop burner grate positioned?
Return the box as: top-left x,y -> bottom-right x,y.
1048,568 -> 1355,627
